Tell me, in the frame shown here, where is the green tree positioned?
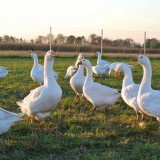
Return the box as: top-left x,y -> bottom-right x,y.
75,36 -> 86,45
103,38 -> 112,46
89,34 -> 99,45
67,35 -> 76,44
150,38 -> 159,48
30,39 -> 34,43
45,34 -> 54,44
35,35 -> 44,43
9,36 -> 15,43
3,35 -> 10,42
56,34 -> 65,44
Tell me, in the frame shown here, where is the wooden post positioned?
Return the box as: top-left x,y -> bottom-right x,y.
144,32 -> 146,54
50,26 -> 52,51
101,29 -> 103,54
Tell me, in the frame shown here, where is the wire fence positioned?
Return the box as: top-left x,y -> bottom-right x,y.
0,25 -> 160,54
1,25 -> 160,43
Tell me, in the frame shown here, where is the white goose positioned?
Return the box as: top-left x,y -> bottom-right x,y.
64,53 -> 84,79
132,55 -> 160,121
17,50 -> 62,121
64,66 -> 78,79
95,51 -> 111,65
0,108 -> 24,135
114,63 -> 144,120
31,53 -> 58,85
0,66 -> 8,78
70,53 -> 85,99
108,62 -> 134,76
92,64 -> 110,77
78,59 -> 121,112
109,62 -> 126,75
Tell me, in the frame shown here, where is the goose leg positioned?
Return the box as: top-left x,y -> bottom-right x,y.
74,94 -> 80,102
82,94 -> 87,103
136,111 -> 139,120
140,112 -> 145,121
31,115 -> 35,123
92,106 -> 97,114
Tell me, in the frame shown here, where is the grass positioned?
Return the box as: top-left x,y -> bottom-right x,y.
1,50 -> 160,58
0,53 -> 160,159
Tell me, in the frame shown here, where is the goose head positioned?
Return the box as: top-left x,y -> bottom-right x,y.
95,51 -> 101,55
77,53 -> 84,61
114,63 -> 128,76
45,50 -> 56,61
76,53 -> 84,67
114,63 -> 134,77
115,63 -> 133,75
131,55 -> 150,66
31,53 -> 38,58
78,59 -> 91,68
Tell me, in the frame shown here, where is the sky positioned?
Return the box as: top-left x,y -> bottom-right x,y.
0,0 -> 160,43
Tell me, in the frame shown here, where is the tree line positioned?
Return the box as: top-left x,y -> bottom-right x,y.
0,34 -> 160,49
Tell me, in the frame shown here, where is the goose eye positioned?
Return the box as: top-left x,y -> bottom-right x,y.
140,56 -> 143,58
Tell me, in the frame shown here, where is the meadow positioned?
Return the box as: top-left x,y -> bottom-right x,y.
1,52 -> 160,160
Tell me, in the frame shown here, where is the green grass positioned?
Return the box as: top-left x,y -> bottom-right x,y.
1,55 -> 160,160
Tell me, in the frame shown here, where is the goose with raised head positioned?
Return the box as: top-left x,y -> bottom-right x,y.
132,55 -> 160,121
114,63 -> 144,120
0,108 -> 24,135
78,59 -> 121,112
70,53 -> 85,99
95,51 -> 111,65
64,53 -> 84,78
31,53 -> 58,85
0,66 -> 8,78
17,50 -> 62,121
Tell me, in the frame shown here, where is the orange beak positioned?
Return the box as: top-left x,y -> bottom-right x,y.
50,52 -> 56,57
114,70 -> 120,77
130,57 -> 138,61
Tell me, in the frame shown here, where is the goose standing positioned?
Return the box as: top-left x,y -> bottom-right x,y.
31,53 -> 58,85
92,51 -> 111,77
0,108 -> 24,135
17,50 -> 62,121
70,53 -> 85,100
0,66 -> 8,78
114,63 -> 144,120
64,53 -> 84,79
92,64 -> 110,77
132,55 -> 160,121
95,51 -> 111,65
78,59 -> 121,112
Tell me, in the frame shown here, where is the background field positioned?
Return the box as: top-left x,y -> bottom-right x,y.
1,52 -> 160,160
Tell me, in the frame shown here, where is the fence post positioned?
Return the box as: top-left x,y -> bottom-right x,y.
144,32 -> 146,54
101,29 -> 103,54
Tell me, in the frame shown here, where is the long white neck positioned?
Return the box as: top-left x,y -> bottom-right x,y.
84,64 -> 93,85
97,53 -> 102,60
44,57 -> 56,85
122,67 -> 134,88
139,61 -> 152,93
75,58 -> 81,68
33,57 -> 39,66
76,65 -> 84,76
